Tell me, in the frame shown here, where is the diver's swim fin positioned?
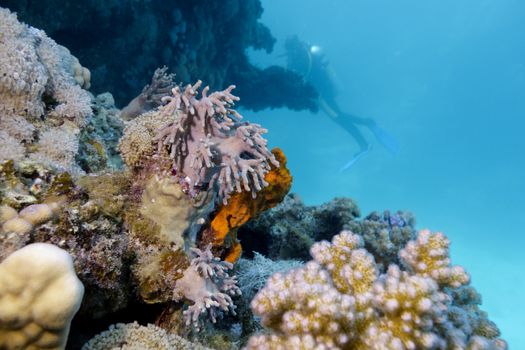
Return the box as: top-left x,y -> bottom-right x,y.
369,124 -> 400,155
339,146 -> 372,172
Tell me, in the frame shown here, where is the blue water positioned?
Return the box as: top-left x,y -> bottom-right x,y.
246,0 -> 525,347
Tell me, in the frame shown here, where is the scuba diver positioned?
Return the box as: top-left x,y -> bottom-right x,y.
284,36 -> 399,170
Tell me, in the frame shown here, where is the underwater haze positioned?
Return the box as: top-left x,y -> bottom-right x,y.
248,0 -> 525,347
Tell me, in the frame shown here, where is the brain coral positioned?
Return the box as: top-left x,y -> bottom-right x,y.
246,230 -> 507,350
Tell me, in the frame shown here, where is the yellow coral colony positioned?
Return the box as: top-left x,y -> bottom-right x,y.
247,230 -> 507,350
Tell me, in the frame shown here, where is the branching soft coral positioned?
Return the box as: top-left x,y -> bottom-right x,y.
246,230 -> 507,350
154,81 -> 279,203
120,66 -> 176,121
173,245 -> 241,330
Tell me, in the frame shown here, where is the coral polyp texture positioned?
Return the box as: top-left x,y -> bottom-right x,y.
246,230 -> 507,350
154,81 -> 279,203
0,8 -> 92,171
82,322 -> 211,350
0,243 -> 84,350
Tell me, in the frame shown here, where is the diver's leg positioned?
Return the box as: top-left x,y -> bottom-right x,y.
339,112 -> 399,155
340,112 -> 376,127
333,118 -> 372,171
334,117 -> 370,153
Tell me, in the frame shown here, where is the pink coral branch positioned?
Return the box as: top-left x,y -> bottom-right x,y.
154,82 -> 278,203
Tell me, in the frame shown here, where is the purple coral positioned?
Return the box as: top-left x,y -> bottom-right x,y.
385,210 -> 407,228
173,245 -> 241,330
154,81 -> 279,203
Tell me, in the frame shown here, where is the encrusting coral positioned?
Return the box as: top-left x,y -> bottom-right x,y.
1,202 -> 60,234
246,230 -> 507,350
0,200 -> 63,261
138,175 -> 209,248
0,243 -> 84,350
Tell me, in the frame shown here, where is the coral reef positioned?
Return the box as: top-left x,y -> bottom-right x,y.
0,7 -> 508,350
36,172 -> 133,320
246,230 -> 507,349
82,322 -> 211,350
0,161 -> 134,319
0,8 -> 92,172
0,243 -> 84,350
2,0 -> 318,112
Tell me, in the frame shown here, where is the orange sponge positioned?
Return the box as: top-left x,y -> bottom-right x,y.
206,148 -> 292,262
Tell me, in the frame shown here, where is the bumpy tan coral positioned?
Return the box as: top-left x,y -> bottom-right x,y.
0,243 -> 84,350
246,230 -> 507,350
119,110 -> 173,168
400,229 -> 470,288
1,202 -> 61,235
